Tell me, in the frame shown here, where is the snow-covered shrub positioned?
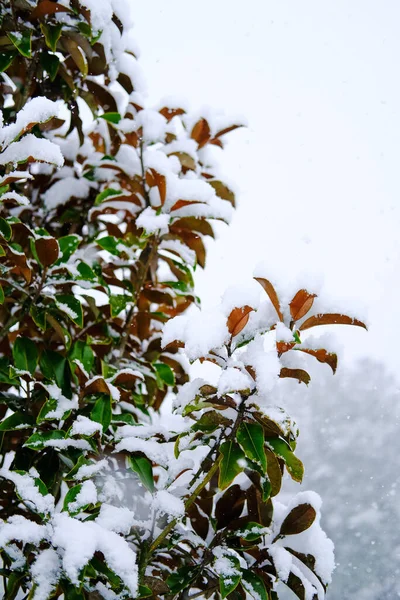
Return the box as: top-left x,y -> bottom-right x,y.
0,2 -> 366,599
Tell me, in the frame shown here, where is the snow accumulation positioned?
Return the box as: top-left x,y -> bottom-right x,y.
0,135 -> 64,168
162,307 -> 230,361
71,415 -> 103,436
153,490 -> 185,518
52,513 -> 138,596
136,206 -> 170,235
0,97 -> 61,149
43,177 -> 91,210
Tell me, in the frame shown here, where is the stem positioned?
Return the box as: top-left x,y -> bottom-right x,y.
149,454 -> 223,554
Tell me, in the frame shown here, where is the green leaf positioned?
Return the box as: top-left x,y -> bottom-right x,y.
40,23 -> 62,52
24,430 -> 65,450
110,294 -> 131,317
0,51 -> 15,73
91,395 -> 111,431
0,284 -> 4,305
69,341 -> 94,374
0,412 -> 35,431
0,217 -> 12,241
56,235 -> 81,264
40,52 -> 60,80
99,112 -> 122,124
238,522 -> 268,541
13,336 -> 38,374
237,422 -> 267,473
128,455 -> 155,493
242,571 -> 268,600
139,585 -> 152,598
55,295 -> 84,328
193,410 -> 231,433
219,555 -> 241,599
111,413 -> 136,425
63,483 -> 94,515
267,438 -> 304,483
95,188 -> 123,206
77,261 -> 96,281
30,305 -> 47,331
40,349 -> 71,395
167,567 -> 199,594
154,362 -> 175,387
219,441 -> 246,490
96,235 -> 121,256
8,31 -> 32,58
65,455 -> 92,481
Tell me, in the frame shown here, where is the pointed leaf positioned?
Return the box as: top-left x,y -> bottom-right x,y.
24,430 -> 65,450
280,503 -> 317,536
90,395 -> 111,431
8,31 -> 32,58
219,555 -> 241,598
35,236 -> 59,267
297,347 -> 338,374
55,295 -> 83,328
237,422 -> 267,472
56,235 -> 81,264
267,439 -> 304,483
219,441 -> 246,490
289,289 -> 317,321
242,571 -> 268,600
227,305 -> 254,337
13,336 -> 38,374
279,367 -> 311,385
0,217 -> 12,241
154,362 -> 175,387
299,313 -> 367,331
0,412 -> 35,431
128,455 -> 155,493
254,277 -> 283,321
191,118 -> 211,148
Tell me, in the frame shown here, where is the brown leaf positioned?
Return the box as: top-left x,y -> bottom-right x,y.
215,484 -> 245,530
279,503 -> 317,536
254,277 -> 283,321
191,118 -> 211,148
31,0 -> 72,18
35,237 -> 59,267
187,502 -> 209,540
63,38 -> 88,77
214,124 -> 244,138
146,169 -> 166,206
159,107 -> 185,121
84,378 -> 110,396
170,217 -> 214,238
227,305 -> 254,337
174,230 -> 206,268
209,180 -> 235,207
289,289 -> 317,322
279,367 -> 311,385
39,117 -> 66,132
113,371 -> 143,388
265,449 -> 283,497
276,341 -> 295,355
299,313 -> 367,331
168,151 -> 196,172
169,199 -> 203,212
297,348 -> 338,374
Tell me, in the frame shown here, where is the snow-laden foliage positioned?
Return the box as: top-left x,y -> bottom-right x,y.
278,360 -> 400,600
0,2 -> 366,599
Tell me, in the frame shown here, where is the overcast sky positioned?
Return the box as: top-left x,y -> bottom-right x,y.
134,1 -> 400,376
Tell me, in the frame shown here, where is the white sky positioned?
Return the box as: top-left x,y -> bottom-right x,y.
134,1 -> 400,375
